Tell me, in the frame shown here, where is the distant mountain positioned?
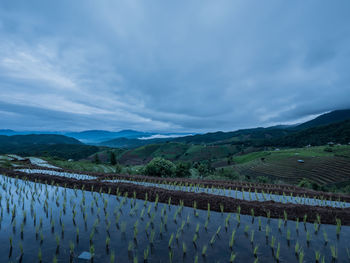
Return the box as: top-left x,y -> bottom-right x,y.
0,134 -> 82,146
1,109 -> 349,147
0,129 -> 191,144
294,109 -> 350,130
0,129 -> 16,136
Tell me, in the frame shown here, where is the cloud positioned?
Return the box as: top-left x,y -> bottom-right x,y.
0,0 -> 350,132
139,134 -> 193,140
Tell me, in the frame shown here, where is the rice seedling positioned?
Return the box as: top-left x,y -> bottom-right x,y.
216,225 -> 222,237
283,210 -> 288,222
336,218 -> 341,238
210,234 -> 216,246
40,231 -> 44,244
265,225 -> 270,238
55,234 -> 60,248
270,235 -> 276,249
193,233 -> 198,246
143,246 -> 149,262
9,236 -> 12,248
278,218 -> 282,231
150,230 -> 155,245
182,242 -> 187,255
330,245 -> 337,260
322,230 -> 328,244
253,245 -> 259,257
306,230 -> 311,245
244,225 -> 249,235
250,230 -> 255,243
90,244 -> 95,259
202,245 -> 208,257
204,219 -> 209,231
38,248 -> 42,263
275,242 -> 280,261
229,230 -> 236,249
303,214 -> 307,224
229,252 -> 236,262
299,250 -> 304,263
19,242 -> 23,256
286,228 -> 291,245
315,250 -> 321,262
105,236 -> 110,250
168,233 -> 174,248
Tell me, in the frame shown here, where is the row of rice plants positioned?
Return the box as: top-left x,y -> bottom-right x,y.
0,173 -> 349,262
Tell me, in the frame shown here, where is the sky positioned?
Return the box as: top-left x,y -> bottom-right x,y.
0,1 -> 350,132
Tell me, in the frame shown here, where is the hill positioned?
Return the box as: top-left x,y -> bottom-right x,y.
1,144 -> 100,160
294,109 -> 350,130
174,127 -> 290,145
103,142 -> 240,165
272,120 -> 350,147
160,109 -> 350,146
0,134 -> 100,160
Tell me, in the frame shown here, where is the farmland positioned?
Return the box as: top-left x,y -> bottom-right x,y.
1,154 -> 350,262
81,145 -> 350,193
233,146 -> 350,187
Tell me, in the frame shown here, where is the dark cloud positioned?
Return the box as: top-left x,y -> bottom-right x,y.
0,0 -> 350,132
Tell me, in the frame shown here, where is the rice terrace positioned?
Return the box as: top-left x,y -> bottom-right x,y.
1,142 -> 350,262
1,0 -> 350,262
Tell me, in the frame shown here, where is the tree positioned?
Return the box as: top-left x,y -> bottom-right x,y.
93,154 -> 100,164
175,162 -> 191,178
144,157 -> 175,177
297,178 -> 320,190
115,164 -> 122,174
196,160 -> 214,177
110,151 -> 117,165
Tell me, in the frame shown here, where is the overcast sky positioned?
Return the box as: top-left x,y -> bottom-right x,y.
0,1 -> 350,132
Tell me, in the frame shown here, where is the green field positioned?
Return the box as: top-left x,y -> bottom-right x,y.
231,145 -> 350,190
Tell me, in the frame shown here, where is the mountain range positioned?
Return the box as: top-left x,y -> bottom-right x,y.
99,109 -> 350,148
0,109 -> 349,156
0,129 -> 190,144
